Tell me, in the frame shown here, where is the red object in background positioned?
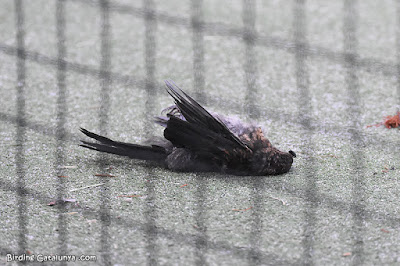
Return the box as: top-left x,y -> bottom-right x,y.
383,111 -> 400,129
367,111 -> 400,129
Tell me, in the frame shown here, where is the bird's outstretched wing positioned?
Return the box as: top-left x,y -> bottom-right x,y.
163,80 -> 250,164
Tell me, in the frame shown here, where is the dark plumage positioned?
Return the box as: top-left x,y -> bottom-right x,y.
80,80 -> 296,175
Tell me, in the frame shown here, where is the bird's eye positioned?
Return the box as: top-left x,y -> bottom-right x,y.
289,150 -> 296,158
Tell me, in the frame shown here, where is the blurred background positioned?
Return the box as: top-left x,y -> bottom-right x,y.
1,0 -> 400,265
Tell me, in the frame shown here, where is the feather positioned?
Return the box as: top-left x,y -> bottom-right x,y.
164,80 -> 249,151
80,128 -> 167,163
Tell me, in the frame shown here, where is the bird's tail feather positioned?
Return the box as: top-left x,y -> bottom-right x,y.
80,128 -> 167,163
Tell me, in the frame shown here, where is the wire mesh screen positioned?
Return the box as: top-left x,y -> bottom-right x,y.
1,0 -> 400,265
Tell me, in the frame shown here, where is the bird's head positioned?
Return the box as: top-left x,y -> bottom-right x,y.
251,148 -> 296,175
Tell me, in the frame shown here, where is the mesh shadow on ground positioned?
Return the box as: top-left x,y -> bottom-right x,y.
1,0 -> 400,265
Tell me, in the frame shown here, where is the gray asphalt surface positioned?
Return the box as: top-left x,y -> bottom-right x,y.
1,0 -> 400,265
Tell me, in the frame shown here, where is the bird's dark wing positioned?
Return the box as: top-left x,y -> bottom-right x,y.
163,80 -> 250,163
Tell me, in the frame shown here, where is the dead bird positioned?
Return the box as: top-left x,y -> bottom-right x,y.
80,80 -> 296,175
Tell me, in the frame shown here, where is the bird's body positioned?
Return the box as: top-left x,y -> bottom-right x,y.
80,80 -> 295,175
